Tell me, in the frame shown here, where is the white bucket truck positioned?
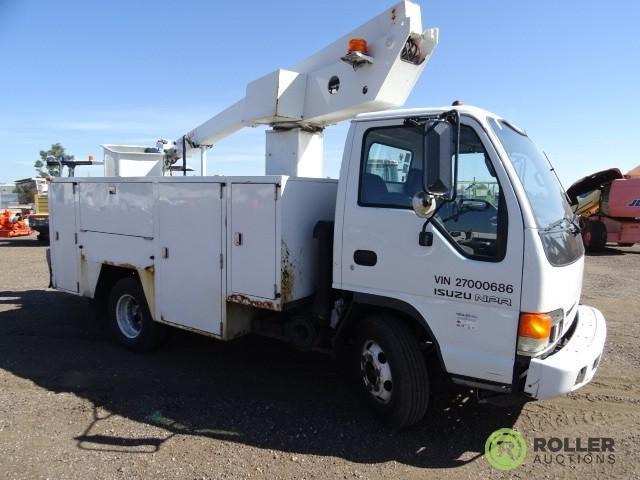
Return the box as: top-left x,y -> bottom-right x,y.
48,1 -> 606,427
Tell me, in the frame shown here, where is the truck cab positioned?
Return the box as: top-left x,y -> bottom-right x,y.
329,104 -> 605,422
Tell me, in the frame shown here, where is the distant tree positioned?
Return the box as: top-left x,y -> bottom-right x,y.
34,143 -> 74,177
14,182 -> 36,205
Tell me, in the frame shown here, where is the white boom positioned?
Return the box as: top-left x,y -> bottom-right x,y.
105,1 -> 438,177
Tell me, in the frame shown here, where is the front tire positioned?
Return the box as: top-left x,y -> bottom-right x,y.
355,315 -> 429,428
107,277 -> 167,352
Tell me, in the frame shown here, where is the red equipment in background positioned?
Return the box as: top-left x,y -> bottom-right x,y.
0,209 -> 32,238
567,166 -> 640,251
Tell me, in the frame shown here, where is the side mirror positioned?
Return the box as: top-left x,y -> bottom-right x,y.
423,113 -> 459,201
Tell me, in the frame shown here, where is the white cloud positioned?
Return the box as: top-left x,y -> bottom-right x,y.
51,121 -> 141,132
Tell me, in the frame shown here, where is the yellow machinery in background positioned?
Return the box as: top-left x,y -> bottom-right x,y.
29,192 -> 50,242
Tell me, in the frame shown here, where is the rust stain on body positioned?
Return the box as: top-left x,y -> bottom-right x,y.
79,255 -> 90,297
138,267 -> 155,319
226,294 -> 281,312
100,260 -> 153,273
281,241 -> 294,303
101,260 -> 139,270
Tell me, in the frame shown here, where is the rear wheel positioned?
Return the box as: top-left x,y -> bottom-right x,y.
354,315 -> 429,428
108,277 -> 167,352
582,220 -> 607,252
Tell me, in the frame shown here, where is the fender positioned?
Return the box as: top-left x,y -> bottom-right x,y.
334,292 -> 447,373
335,292 -> 515,393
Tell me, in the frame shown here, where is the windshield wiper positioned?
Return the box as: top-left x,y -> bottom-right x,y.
544,217 -> 570,231
568,214 -> 582,235
543,214 -> 582,235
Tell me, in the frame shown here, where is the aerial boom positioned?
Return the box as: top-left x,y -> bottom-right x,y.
103,1 -> 438,177
173,1 -> 437,174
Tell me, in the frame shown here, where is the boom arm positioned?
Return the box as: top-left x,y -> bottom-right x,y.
175,1 -> 438,159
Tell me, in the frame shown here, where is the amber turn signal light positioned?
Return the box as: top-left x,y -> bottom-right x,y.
518,312 -> 552,339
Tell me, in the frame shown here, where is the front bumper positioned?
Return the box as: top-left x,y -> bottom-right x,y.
524,305 -> 606,400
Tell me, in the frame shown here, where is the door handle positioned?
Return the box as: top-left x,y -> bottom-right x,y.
353,250 -> 377,266
234,232 -> 243,246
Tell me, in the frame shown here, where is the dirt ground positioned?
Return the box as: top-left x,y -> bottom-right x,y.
0,235 -> 638,480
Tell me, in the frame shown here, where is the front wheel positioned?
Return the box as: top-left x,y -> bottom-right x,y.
107,276 -> 167,352
355,315 -> 429,428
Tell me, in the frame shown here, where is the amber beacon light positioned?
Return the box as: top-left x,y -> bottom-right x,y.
348,38 -> 369,54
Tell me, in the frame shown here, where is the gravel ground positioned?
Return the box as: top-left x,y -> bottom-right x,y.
0,235 -> 638,479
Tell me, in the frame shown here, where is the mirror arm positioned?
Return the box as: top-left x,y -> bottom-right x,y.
449,109 -> 461,203
419,198 -> 446,233
404,114 -> 440,128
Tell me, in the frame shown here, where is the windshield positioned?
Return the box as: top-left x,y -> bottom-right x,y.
489,118 -> 572,229
490,118 -> 583,266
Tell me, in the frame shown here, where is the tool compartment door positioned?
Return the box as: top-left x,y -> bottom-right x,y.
49,182 -> 79,292
155,183 -> 224,335
230,183 -> 277,300
78,182 -> 153,237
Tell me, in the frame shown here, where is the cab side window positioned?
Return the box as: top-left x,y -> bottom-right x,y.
359,126 -> 422,208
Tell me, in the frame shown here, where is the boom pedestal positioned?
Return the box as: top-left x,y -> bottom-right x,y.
265,129 -> 324,177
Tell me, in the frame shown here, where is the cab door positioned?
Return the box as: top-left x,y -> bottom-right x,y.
339,117 -> 524,385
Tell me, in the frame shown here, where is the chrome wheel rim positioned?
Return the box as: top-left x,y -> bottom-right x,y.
360,340 -> 393,404
115,294 -> 143,339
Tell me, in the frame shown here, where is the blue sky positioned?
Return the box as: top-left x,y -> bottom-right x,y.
1,0 -> 638,185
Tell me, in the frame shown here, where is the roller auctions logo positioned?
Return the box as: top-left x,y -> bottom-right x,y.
485,428 -> 617,471
484,428 -> 527,471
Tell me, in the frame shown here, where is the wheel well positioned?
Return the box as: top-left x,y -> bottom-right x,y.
335,293 -> 446,372
358,305 -> 432,343
92,264 -> 139,314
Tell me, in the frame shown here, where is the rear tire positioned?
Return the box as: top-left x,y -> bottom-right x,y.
107,277 -> 167,352
354,315 -> 429,428
582,220 -> 607,252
